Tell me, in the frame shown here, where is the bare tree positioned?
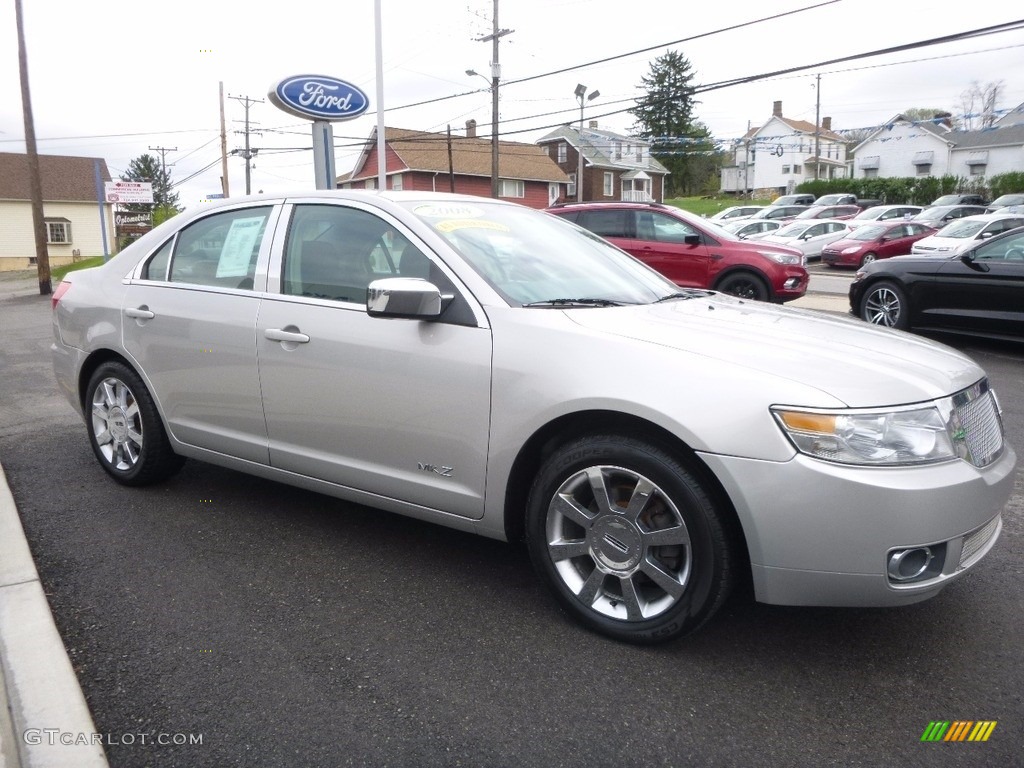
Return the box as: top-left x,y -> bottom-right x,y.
959,81 -> 1004,130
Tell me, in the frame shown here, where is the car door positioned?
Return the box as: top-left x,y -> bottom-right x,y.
918,231 -> 1024,336
631,209 -> 712,286
877,224 -> 914,258
256,201 -> 493,519
121,203 -> 281,463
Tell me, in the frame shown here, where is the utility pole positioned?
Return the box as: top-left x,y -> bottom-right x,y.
229,94 -> 263,194
15,0 -> 51,295
148,145 -> 177,209
219,82 -> 230,197
476,0 -> 512,198
813,73 -> 821,182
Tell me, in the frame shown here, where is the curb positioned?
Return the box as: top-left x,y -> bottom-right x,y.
0,465 -> 108,767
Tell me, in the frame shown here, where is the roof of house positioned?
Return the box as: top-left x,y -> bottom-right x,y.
535,125 -> 669,175
851,114 -> 955,154
341,127 -> 569,184
748,115 -> 846,143
0,153 -> 112,202
949,124 -> 1024,150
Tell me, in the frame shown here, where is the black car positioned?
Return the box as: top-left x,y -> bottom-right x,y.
849,226 -> 1024,341
930,193 -> 988,207
911,204 -> 987,227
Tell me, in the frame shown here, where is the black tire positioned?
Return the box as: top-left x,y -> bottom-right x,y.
526,435 -> 736,644
716,271 -> 769,302
860,252 -> 878,267
84,361 -> 184,486
859,280 -> 909,330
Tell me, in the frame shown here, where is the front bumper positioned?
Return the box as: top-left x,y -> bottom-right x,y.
699,444 -> 1016,607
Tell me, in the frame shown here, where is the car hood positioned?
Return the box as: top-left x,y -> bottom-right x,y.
566,294 -> 981,407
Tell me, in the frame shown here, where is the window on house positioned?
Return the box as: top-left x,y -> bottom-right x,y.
498,179 -> 525,198
864,168 -> 878,178
567,173 -> 577,198
969,165 -> 986,176
615,141 -> 622,159
603,172 -> 614,197
391,174 -> 403,191
916,164 -> 931,177
45,219 -> 71,244
557,143 -> 567,163
636,146 -> 642,162
794,165 -> 802,174
364,178 -> 377,190
782,165 -> 791,174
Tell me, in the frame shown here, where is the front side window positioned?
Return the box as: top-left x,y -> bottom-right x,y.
161,206 -> 271,289
638,212 -> 699,244
282,204 -> 435,303
975,230 -> 1024,261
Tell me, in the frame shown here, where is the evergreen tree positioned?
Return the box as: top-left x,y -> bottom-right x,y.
120,153 -> 181,216
630,50 -> 721,196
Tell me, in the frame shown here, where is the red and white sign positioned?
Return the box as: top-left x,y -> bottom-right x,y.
104,181 -> 154,204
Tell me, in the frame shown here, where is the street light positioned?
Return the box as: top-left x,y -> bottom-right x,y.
575,84 -> 599,202
468,67 -> 500,198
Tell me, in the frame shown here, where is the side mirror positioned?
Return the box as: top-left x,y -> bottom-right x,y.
367,277 -> 444,319
684,233 -> 701,246
960,252 -> 989,272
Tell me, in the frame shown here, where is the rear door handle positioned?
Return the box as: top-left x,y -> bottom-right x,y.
264,328 -> 310,344
125,307 -> 155,320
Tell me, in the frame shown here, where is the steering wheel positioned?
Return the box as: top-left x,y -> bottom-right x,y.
1005,247 -> 1024,261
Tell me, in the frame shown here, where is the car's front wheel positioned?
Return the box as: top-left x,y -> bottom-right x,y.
715,271 -> 769,302
860,251 -> 878,266
526,435 -> 736,644
85,361 -> 184,486
860,280 -> 909,330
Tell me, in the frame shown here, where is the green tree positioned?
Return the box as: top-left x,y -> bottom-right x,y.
630,50 -> 718,196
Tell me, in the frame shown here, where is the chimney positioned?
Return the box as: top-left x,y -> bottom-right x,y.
589,120 -> 598,129
773,101 -> 783,117
821,116 -> 832,131
466,119 -> 477,138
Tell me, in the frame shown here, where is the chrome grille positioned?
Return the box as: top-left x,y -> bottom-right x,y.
959,515 -> 1001,569
949,384 -> 1004,468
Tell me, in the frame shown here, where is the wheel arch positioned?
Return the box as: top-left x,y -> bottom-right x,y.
711,266 -> 774,300
502,409 -> 751,584
77,349 -> 144,414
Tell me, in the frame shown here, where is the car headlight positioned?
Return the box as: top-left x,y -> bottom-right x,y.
758,250 -> 802,265
772,405 -> 956,465
841,246 -> 861,255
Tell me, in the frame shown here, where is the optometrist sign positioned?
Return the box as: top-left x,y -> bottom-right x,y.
268,75 -> 369,122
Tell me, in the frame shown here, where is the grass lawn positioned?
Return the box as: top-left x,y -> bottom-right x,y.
665,197 -> 773,217
52,256 -> 104,281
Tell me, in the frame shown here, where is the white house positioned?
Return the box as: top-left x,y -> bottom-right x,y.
720,101 -> 848,197
0,153 -> 115,271
852,109 -> 1024,181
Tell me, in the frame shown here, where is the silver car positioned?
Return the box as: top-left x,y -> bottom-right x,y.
51,191 -> 1016,644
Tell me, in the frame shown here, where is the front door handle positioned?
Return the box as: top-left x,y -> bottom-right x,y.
264,328 -> 311,344
125,307 -> 155,320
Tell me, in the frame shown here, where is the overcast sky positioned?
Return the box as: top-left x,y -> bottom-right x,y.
3,0 -> 1022,208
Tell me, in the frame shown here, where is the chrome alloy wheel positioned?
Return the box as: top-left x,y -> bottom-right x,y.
545,465 -> 692,621
91,376 -> 144,472
863,286 -> 902,327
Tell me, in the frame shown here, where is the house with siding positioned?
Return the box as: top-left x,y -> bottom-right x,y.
0,153 -> 115,271
535,122 -> 668,203
338,123 -> 569,208
851,111 -> 1024,181
720,101 -> 848,197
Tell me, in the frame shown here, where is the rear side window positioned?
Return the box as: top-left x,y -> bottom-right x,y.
155,207 -> 272,289
577,210 -> 631,239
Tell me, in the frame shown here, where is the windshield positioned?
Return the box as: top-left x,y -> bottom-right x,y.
935,220 -> 985,239
992,194 -> 1024,206
849,225 -> 887,240
931,195 -> 958,206
773,223 -> 808,238
403,201 -> 679,306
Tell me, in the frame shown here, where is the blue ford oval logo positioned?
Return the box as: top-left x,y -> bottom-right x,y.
268,75 -> 370,122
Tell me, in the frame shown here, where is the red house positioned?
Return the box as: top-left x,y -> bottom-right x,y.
338,123 -> 569,209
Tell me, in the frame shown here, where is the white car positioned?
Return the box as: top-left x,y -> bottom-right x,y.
911,213 -> 1024,256
719,219 -> 782,239
50,191 -> 1016,644
753,219 -> 852,261
709,205 -> 765,222
849,205 -> 923,225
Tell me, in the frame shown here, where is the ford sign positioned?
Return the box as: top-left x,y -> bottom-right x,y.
268,75 -> 370,122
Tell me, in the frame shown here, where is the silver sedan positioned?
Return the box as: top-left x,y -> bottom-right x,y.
51,191 -> 1016,644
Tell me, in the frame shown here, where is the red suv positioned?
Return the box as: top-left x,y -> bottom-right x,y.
546,202 -> 807,303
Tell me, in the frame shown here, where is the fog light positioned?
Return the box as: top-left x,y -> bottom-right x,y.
888,547 -> 933,582
784,277 -> 801,289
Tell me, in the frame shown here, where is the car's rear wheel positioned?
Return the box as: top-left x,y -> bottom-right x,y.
85,361 -> 184,486
526,435 -> 736,644
860,280 -> 909,330
860,252 -> 878,266
716,271 -> 769,302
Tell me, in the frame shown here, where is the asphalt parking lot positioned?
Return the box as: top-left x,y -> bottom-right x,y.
1,274 -> 1021,767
